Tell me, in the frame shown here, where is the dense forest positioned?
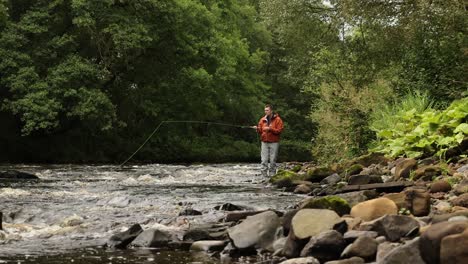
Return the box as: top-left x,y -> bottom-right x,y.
0,0 -> 466,163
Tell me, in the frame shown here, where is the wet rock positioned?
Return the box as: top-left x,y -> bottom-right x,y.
227,210 -> 280,252
59,214 -> 84,227
341,236 -> 378,261
394,158 -> 417,180
300,230 -> 346,262
343,230 -> 378,243
379,237 -> 424,264
321,173 -> 342,186
419,221 -> 468,264
0,170 -> 39,180
348,175 -> 382,185
350,198 -> 398,222
131,228 -> 177,248
299,196 -> 350,216
279,257 -> 320,264
190,240 -> 227,252
305,166 -> 335,182
324,257 -> 365,264
404,187 -> 431,216
283,209 -> 342,258
178,208 -> 202,216
452,193 -> 468,207
359,215 -> 420,242
376,242 -> 400,262
294,184 -> 312,194
291,209 -> 342,240
214,203 -> 245,211
106,223 -> 143,249
430,180 -> 452,193
440,228 -> 468,264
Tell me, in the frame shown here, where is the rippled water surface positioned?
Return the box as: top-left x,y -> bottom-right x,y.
0,164 -> 303,263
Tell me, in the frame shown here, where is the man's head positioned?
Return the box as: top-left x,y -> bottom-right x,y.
264,104 -> 273,116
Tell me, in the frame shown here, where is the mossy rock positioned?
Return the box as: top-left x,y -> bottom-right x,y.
291,164 -> 302,173
305,166 -> 334,182
300,196 -> 350,216
344,164 -> 364,177
270,170 -> 305,185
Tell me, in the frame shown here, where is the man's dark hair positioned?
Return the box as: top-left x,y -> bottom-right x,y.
265,104 -> 273,110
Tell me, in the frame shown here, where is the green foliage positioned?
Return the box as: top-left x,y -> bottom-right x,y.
371,97 -> 468,159
310,80 -> 392,164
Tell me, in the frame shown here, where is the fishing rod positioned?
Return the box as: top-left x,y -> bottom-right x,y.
119,120 -> 255,167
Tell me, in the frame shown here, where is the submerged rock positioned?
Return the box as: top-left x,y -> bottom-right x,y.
106,224 -> 143,249
0,170 -> 39,180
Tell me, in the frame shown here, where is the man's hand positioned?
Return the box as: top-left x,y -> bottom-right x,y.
264,126 -> 270,131
251,125 -> 257,129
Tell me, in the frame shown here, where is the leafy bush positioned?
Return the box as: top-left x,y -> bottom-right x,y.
310,80 -> 392,164
370,97 -> 468,158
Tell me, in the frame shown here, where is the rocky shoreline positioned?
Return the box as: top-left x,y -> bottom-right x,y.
98,153 -> 468,263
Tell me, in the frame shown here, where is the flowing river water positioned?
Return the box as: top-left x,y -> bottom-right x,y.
0,164 -> 304,263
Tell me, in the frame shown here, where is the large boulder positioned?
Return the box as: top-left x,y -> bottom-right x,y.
300,230 -> 346,262
340,236 -> 378,261
359,215 -> 420,242
130,228 -> 177,247
379,237 -> 425,264
419,221 -> 468,264
291,209 -> 342,240
283,209 -> 342,258
350,198 -> 398,222
106,224 -> 143,249
440,228 -> 468,264
227,210 -> 280,252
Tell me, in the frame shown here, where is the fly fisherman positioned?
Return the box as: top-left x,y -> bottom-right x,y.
251,104 -> 284,177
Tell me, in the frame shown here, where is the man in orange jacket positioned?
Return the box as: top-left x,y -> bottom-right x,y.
252,104 -> 284,177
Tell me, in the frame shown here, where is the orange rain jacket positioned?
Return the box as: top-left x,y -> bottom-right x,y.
256,113 -> 284,143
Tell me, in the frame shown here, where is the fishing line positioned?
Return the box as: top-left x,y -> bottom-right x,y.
119,120 -> 255,167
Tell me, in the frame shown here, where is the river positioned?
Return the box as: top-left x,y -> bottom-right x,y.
0,164 -> 303,263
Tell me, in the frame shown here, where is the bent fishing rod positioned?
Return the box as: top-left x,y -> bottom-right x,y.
119,120 -> 255,167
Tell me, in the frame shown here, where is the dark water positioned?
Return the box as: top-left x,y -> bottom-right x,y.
0,164 -> 303,263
